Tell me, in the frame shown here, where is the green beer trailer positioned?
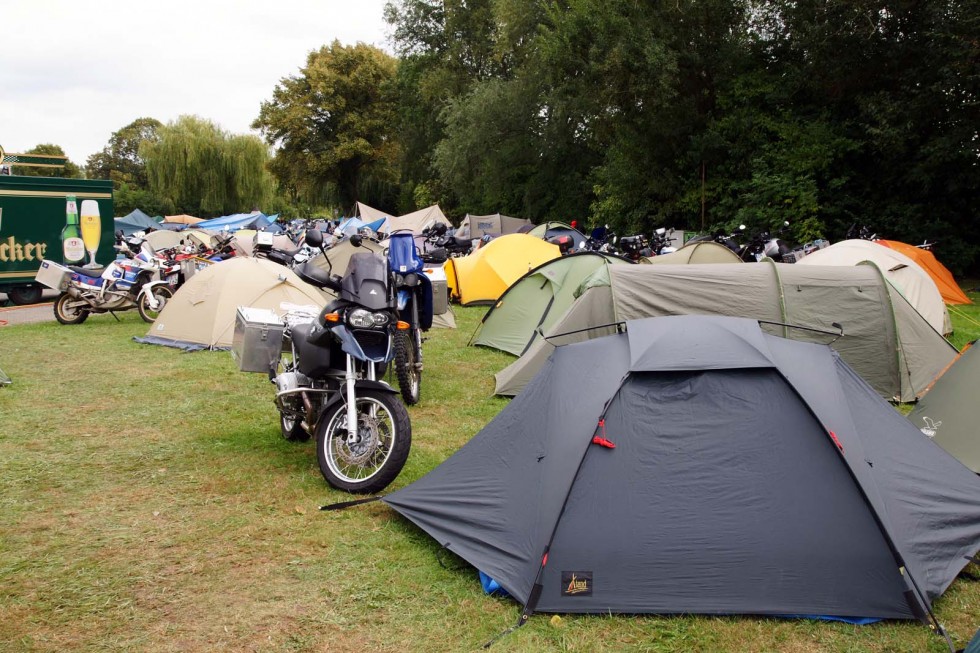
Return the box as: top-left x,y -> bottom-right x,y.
0,176 -> 114,304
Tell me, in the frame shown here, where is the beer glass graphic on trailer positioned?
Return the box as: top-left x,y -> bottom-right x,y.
79,200 -> 101,268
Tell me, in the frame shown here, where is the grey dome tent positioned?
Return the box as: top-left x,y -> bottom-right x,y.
384,316 -> 980,628
494,262 -> 958,402
909,342 -> 980,472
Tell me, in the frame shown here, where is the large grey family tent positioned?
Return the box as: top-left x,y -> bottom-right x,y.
798,239 -> 951,335
457,213 -> 532,239
645,240 -> 743,264
384,316 -> 980,624
136,258 -> 330,350
494,262 -> 958,402
471,252 -> 630,356
909,343 -> 980,472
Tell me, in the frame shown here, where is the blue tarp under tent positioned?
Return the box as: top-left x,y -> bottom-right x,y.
114,209 -> 161,235
193,213 -> 279,232
337,216 -> 387,236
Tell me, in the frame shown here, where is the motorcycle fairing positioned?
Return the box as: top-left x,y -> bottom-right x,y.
70,271 -> 104,287
332,324 -> 394,364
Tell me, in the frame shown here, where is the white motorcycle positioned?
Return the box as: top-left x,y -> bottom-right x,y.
36,234 -> 173,325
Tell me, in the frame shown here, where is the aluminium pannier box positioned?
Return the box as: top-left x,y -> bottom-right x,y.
34,260 -> 72,292
232,306 -> 285,373
425,264 -> 449,315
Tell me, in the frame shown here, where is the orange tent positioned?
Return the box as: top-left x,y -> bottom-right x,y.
876,240 -> 971,305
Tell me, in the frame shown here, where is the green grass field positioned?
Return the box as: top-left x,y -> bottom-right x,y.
1,297 -> 978,652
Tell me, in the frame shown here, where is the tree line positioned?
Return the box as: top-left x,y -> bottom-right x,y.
13,0 -> 978,272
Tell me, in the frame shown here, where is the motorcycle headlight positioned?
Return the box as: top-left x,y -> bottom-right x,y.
348,308 -> 390,328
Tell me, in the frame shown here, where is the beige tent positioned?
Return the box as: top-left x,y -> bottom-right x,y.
797,239 -> 950,335
645,241 -> 742,264
382,205 -> 452,235
457,213 -> 532,239
494,262 -> 957,402
355,202 -> 394,228
137,258 -> 331,350
310,238 -> 386,277
162,214 -> 204,225
233,230 -> 297,257
144,229 -> 187,251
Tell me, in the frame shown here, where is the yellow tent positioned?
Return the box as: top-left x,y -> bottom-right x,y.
446,234 -> 560,305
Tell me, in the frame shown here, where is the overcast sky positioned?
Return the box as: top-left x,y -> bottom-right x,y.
0,0 -> 391,166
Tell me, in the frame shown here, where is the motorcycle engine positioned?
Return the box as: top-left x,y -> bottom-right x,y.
275,371 -> 309,394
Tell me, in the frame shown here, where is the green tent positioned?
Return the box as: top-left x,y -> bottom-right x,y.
645,241 -> 743,264
909,343 -> 980,472
470,252 -> 629,356
494,262 -> 957,403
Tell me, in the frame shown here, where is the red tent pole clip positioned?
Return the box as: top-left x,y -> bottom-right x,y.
592,420 -> 616,448
828,430 -> 844,454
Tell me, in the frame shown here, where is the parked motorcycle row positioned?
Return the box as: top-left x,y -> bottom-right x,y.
31,214 -> 917,498
35,229 -> 241,324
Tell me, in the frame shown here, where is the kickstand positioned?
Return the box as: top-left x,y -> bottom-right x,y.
109,311 -> 121,322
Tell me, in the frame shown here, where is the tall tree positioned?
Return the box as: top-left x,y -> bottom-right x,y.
86,117 -> 162,186
142,115 -> 272,216
253,41 -> 399,213
10,143 -> 82,178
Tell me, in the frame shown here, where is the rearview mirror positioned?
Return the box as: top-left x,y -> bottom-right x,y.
350,234 -> 363,247
305,229 -> 323,248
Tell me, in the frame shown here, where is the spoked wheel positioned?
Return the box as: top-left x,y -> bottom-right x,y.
137,285 -> 174,323
279,411 -> 310,442
53,293 -> 89,325
316,389 -> 411,494
394,329 -> 422,405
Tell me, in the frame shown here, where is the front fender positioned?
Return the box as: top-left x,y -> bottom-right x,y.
137,279 -> 170,296
317,380 -> 399,418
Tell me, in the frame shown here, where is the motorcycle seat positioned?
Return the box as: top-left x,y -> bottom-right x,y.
69,265 -> 105,277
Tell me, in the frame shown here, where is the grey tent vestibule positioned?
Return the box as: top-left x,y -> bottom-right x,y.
384,316 -> 980,630
909,341 -> 980,473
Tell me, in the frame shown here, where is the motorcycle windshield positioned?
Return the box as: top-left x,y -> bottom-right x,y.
341,252 -> 390,311
388,232 -> 423,274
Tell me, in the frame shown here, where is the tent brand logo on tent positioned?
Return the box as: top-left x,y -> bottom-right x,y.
920,416 -> 942,438
561,571 -> 592,596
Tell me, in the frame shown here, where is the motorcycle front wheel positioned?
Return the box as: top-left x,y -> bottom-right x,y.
316,389 -> 411,494
137,285 -> 174,323
279,411 -> 310,442
394,329 -> 422,405
53,293 -> 89,325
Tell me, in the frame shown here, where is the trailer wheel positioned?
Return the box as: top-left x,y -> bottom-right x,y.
8,285 -> 42,305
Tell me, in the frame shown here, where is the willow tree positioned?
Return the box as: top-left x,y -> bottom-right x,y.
253,41 -> 400,213
142,115 -> 273,216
